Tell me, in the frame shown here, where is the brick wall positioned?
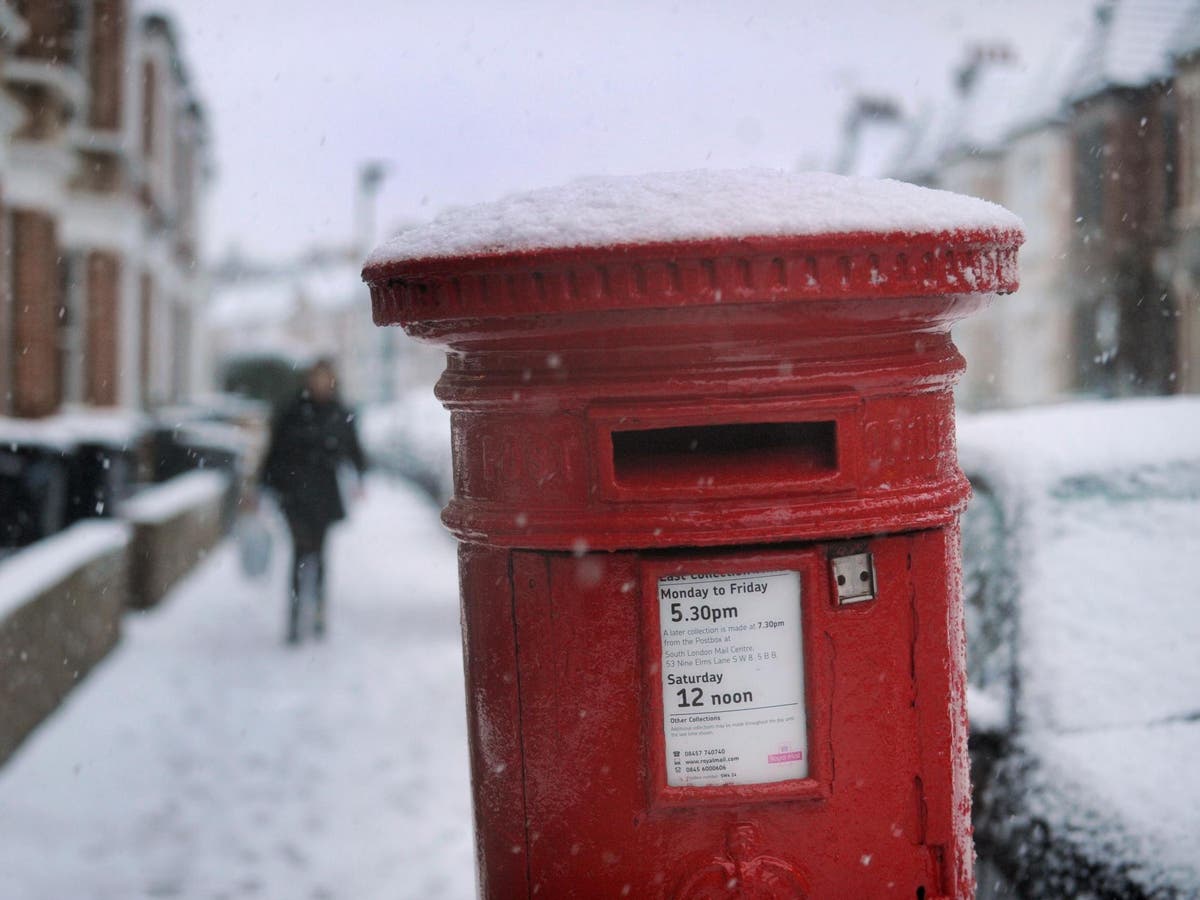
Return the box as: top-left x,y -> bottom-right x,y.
85,250 -> 120,406
14,0 -> 77,65
10,209 -> 62,418
88,0 -> 127,132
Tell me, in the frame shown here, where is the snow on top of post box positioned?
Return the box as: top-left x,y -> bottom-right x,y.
365,169 -> 1023,267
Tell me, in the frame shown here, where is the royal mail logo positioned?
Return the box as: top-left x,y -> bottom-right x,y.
767,747 -> 805,765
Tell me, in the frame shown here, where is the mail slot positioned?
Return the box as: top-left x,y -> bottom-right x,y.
593,399 -> 861,504
612,420 -> 837,489
362,170 -> 1023,898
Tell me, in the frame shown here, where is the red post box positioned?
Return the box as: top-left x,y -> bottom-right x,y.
363,171 -> 1022,899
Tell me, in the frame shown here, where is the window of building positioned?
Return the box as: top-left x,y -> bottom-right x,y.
87,0 -> 125,131
139,272 -> 153,408
1074,122 -> 1106,236
1164,104 -> 1179,216
58,251 -> 86,405
141,58 -> 156,159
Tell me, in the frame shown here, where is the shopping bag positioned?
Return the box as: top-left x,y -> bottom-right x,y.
236,511 -> 273,579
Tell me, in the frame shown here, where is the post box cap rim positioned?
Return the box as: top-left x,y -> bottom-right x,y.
363,227 -> 1021,329
362,225 -> 1022,283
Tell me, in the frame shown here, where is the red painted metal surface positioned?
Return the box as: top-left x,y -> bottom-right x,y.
364,224 -> 1020,898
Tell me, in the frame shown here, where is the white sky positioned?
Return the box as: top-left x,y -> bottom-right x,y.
144,0 -> 1095,262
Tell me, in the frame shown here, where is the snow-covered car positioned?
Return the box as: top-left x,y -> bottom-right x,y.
958,398 -> 1200,899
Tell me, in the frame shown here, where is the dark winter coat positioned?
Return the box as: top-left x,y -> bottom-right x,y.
261,394 -> 367,528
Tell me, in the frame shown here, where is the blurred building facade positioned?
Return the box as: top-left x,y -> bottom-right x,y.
837,0 -> 1200,409
207,247 -> 443,408
0,1 -> 209,420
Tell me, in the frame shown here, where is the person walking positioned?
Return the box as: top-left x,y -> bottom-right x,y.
261,358 -> 367,644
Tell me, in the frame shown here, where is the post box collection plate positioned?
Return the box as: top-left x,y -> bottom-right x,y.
643,548 -> 834,813
658,569 -> 807,788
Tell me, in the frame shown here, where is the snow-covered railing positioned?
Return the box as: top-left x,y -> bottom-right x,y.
0,520 -> 130,765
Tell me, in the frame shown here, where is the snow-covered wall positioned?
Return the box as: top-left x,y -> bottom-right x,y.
127,471 -> 231,610
0,521 -> 131,765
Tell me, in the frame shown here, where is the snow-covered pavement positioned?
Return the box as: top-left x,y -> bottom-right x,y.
0,476 -> 474,900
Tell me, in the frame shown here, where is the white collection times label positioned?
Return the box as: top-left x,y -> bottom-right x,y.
659,569 -> 807,787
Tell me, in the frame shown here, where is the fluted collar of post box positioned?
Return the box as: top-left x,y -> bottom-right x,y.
362,169 -> 1024,325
